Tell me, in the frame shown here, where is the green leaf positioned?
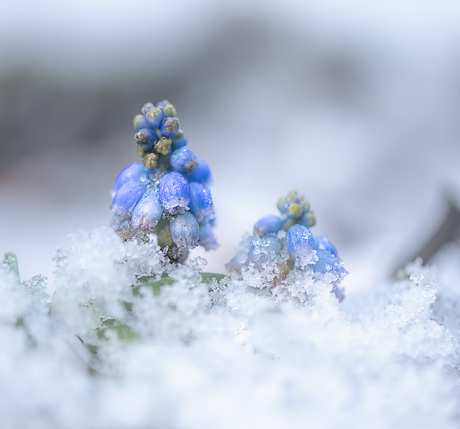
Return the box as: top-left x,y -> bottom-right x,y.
98,319 -> 137,341
134,275 -> 175,296
198,272 -> 229,284
3,253 -> 19,282
134,272 -> 229,296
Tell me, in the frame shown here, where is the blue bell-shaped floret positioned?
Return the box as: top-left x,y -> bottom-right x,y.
113,162 -> 151,194
286,224 -> 317,267
253,215 -> 283,237
170,212 -> 199,250
185,158 -> 212,186
170,147 -> 198,175
131,190 -> 163,231
111,181 -> 147,221
189,182 -> 214,224
198,222 -> 218,251
159,172 -> 191,215
313,236 -> 338,257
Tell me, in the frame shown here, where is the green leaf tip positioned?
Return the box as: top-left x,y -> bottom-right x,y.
3,253 -> 20,282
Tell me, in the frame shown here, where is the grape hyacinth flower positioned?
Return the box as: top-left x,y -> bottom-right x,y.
109,100 -> 218,263
226,190 -> 347,300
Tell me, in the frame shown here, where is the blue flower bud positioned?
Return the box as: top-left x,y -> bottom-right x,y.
310,247 -> 347,281
172,138 -> 188,152
299,210 -> 316,228
253,215 -> 283,237
135,128 -> 157,151
133,114 -> 150,131
198,222 -> 218,251
277,197 -> 288,213
189,182 -> 214,224
184,158 -> 212,186
145,107 -> 163,129
162,102 -> 177,117
111,181 -> 147,221
141,102 -> 154,116
159,172 -> 190,214
170,212 -> 199,250
160,117 -> 180,138
113,162 -> 151,194
313,236 -> 338,257
171,130 -> 188,151
170,147 -> 198,175
131,191 -> 163,231
286,224 -> 317,267
156,100 -> 168,109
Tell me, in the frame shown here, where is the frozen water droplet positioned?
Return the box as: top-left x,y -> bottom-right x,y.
187,256 -> 208,271
21,274 -> 47,295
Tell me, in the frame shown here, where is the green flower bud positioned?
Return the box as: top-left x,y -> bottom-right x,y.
144,153 -> 159,170
154,137 -> 172,155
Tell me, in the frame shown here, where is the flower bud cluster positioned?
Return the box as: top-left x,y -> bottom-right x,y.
111,101 -> 217,262
226,191 -> 347,297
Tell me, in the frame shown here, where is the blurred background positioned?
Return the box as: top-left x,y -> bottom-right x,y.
1,0 -> 460,292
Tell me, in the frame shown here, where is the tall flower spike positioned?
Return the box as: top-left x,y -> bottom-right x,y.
110,100 -> 218,258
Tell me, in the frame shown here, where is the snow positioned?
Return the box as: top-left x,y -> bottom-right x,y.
0,228 -> 459,428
